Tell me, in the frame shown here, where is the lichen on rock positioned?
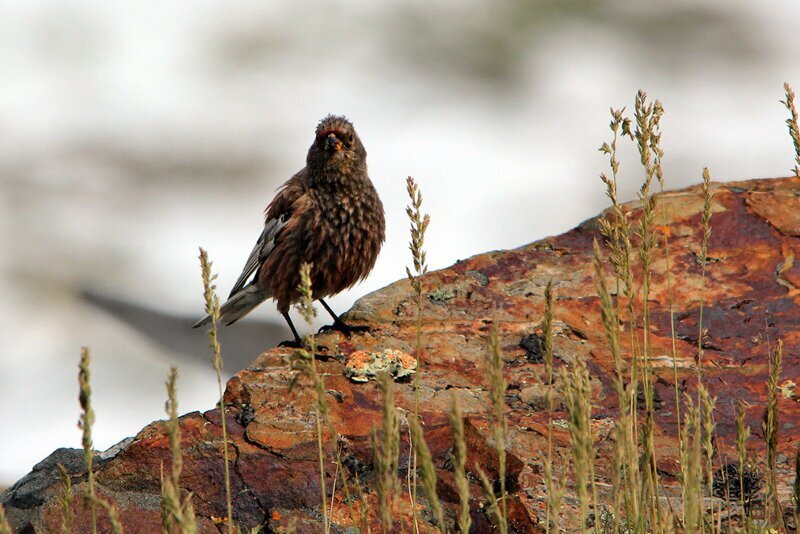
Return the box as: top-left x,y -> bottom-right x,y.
343,349 -> 417,382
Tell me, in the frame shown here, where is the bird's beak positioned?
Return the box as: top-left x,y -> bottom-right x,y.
325,133 -> 343,152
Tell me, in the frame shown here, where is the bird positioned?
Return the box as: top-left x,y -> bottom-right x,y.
193,115 -> 385,346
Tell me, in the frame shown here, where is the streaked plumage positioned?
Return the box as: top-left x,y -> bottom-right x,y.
194,115 -> 385,343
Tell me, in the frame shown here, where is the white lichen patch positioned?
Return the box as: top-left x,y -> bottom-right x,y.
344,349 -> 418,382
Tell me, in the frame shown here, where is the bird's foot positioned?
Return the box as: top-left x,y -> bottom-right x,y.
318,320 -> 371,338
278,339 -> 304,349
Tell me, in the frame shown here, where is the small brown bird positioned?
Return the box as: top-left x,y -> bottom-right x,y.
194,115 -> 385,345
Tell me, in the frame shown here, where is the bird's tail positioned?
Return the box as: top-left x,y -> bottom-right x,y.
192,284 -> 269,328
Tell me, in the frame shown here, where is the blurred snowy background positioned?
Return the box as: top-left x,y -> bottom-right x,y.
2,0 -> 799,486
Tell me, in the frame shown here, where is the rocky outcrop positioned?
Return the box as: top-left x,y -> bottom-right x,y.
5,176 -> 800,532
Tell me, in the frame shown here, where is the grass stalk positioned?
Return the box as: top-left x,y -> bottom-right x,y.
293,263 -> 329,534
649,113 -> 684,455
598,107 -> 646,530
610,425 -> 626,533
693,168 -> 714,529
372,372 -> 400,532
592,242 -> 627,436
407,416 -> 445,530
633,90 -> 663,526
763,339 -> 784,528
782,83 -> 800,177
78,347 -> 98,534
289,262 -> 360,531
198,248 -> 234,534
59,464 -> 74,534
160,367 -> 197,534
592,240 -> 640,525
0,505 -> 10,534
699,385 -> 717,529
681,394 -> 703,533
541,281 -> 565,532
487,322 -> 509,531
79,348 -> 124,534
405,176 -> 430,534
696,168 -> 713,385
476,466 -> 506,533
93,497 -> 124,534
329,448 -> 340,526
598,108 -> 638,436
560,356 -> 599,533
735,400 -> 751,525
450,398 -> 471,533
793,443 -> 800,529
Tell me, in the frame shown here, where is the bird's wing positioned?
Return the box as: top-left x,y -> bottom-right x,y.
228,172 -> 308,298
228,212 -> 291,297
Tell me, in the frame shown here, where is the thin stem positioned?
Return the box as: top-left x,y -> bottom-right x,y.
782,83 -> 800,177
406,176 -> 429,534
198,248 -> 233,534
78,347 -> 98,534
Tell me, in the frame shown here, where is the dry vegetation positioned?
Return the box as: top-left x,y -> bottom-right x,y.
41,82 -> 800,533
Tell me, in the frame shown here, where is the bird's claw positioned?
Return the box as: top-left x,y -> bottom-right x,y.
318,320 -> 371,338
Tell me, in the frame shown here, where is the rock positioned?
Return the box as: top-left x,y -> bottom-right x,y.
6,176 -> 800,532
518,383 -> 563,411
2,448 -> 84,511
519,333 -> 545,363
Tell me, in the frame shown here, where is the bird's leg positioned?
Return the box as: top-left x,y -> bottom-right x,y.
278,311 -> 331,354
278,312 -> 304,348
317,298 -> 371,337
319,298 -> 342,323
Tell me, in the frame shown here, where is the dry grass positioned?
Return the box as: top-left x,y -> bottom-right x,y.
198,248 -> 234,534
289,262 -> 361,531
681,392 -> 703,531
794,442 -> 800,528
541,281 -> 566,533
372,372 -> 400,531
560,355 -> 599,532
485,323 -> 509,531
699,385 -> 717,528
764,339 -> 784,528
25,82 -> 799,534
582,85 -> 800,533
0,505 -> 11,534
453,321 -> 512,533
449,399 -> 472,533
632,90 -> 664,527
408,415 -> 445,530
405,175 -> 430,534
78,347 -> 98,534
160,367 -> 197,534
735,399 -> 751,522
58,464 -> 74,534
293,262 -> 330,534
696,167 -> 714,383
783,83 -> 800,177
78,347 -> 124,534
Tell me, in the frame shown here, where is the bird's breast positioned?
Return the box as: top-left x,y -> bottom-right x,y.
307,187 -> 384,295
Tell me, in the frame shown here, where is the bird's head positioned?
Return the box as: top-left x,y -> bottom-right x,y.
307,115 -> 366,171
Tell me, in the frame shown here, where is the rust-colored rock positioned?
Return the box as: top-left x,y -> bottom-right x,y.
5,176 -> 800,532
